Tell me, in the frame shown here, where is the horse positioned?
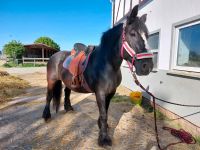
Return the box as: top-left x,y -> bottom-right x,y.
42,5 -> 153,146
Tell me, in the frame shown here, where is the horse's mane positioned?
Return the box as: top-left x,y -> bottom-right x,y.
100,23 -> 123,49
99,18 -> 148,49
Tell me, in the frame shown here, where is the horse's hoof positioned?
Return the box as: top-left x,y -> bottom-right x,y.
64,105 -> 74,112
42,114 -> 51,122
98,134 -> 112,146
42,109 -> 51,121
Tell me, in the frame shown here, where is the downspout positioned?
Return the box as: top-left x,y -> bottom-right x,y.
110,0 -> 115,27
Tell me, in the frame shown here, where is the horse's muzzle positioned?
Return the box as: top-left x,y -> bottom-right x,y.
135,58 -> 153,76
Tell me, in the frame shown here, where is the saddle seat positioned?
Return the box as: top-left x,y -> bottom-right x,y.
63,43 -> 95,91
73,43 -> 87,52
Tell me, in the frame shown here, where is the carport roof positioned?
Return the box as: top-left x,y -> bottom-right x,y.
24,43 -> 58,51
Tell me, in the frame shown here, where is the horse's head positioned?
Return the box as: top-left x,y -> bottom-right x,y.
121,5 -> 153,76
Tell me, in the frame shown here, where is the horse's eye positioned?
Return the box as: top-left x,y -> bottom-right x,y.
130,32 -> 136,37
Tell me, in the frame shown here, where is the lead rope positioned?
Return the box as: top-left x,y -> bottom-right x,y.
129,70 -> 162,149
128,66 -> 196,150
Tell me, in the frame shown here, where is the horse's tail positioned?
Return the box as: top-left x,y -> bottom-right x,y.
53,80 -> 62,112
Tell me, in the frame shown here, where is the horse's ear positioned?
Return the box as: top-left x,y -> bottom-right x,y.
140,14 -> 147,23
127,5 -> 139,24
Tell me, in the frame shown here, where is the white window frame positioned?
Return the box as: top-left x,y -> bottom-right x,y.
172,20 -> 200,72
148,30 -> 160,71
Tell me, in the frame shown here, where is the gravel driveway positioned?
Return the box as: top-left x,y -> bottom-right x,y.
5,67 -> 46,75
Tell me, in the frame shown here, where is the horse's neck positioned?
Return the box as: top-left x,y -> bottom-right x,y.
97,27 -> 123,71
103,45 -> 122,71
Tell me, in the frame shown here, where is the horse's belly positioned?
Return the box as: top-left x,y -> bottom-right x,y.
65,84 -> 91,93
60,68 -> 92,93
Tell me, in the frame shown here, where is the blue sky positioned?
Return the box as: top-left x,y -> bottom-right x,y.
0,0 -> 112,51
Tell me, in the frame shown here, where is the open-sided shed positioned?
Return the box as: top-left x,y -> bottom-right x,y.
24,43 -> 58,59
23,43 -> 59,64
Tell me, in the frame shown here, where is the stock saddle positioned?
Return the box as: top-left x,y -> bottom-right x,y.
63,43 -> 94,91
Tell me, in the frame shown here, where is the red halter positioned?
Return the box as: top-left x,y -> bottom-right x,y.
120,29 -> 153,69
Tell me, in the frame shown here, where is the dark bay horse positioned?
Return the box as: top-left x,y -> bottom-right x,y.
43,5 -> 153,146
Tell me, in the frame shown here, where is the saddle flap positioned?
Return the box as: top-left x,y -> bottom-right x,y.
68,51 -> 86,76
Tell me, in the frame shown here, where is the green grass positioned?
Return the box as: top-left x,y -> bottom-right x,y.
112,94 -> 166,120
195,136 -> 200,145
3,62 -> 46,68
3,62 -> 18,68
155,110 -> 166,120
142,102 -> 153,112
111,95 -> 132,103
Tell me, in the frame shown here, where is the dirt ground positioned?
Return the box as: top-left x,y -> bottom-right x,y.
0,68 -> 199,150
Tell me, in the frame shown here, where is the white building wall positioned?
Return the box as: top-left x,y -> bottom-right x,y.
111,0 -> 200,126
114,0 -> 138,23
139,0 -> 200,70
114,0 -> 200,70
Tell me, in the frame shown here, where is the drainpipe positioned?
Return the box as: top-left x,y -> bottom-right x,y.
110,0 -> 115,27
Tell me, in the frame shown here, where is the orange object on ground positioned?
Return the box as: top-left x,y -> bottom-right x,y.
129,91 -> 142,105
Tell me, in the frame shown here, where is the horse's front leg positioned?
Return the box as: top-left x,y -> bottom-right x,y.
96,91 -> 112,146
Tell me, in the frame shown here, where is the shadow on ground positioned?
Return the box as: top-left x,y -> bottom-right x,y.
0,92 -> 132,150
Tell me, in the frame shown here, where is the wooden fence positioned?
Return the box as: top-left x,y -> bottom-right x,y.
22,57 -> 49,66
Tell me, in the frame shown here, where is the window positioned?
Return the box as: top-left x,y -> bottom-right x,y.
148,32 -> 159,69
173,21 -> 200,72
139,0 -> 153,8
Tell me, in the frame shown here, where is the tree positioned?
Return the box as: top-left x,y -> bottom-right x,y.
34,37 -> 60,50
3,40 -> 25,59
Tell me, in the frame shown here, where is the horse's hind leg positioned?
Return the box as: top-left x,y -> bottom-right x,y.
42,83 -> 54,121
64,87 -> 73,112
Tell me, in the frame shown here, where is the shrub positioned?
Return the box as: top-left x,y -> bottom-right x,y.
3,40 -> 25,59
34,37 -> 60,50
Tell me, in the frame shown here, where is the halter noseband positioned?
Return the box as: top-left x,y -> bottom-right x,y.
120,29 -> 153,69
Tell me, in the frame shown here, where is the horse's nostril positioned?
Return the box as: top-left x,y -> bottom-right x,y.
142,63 -> 147,69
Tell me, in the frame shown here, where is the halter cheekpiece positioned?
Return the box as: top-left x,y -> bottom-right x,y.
120,28 -> 153,69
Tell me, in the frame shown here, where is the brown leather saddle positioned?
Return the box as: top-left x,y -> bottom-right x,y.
63,43 -> 95,91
